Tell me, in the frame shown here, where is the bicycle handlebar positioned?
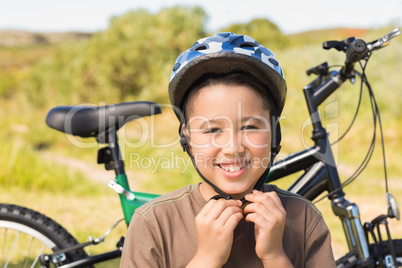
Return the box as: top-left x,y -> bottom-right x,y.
322,28 -> 400,78
308,28 -> 401,107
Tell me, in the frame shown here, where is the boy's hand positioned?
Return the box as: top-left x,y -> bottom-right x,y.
244,190 -> 292,267
188,199 -> 243,267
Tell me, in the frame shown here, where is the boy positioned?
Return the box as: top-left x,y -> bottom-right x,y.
120,33 -> 335,267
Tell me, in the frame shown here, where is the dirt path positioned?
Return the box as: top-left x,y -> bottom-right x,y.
40,151 -> 143,190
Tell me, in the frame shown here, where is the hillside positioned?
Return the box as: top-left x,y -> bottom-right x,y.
0,27 -> 371,47
0,29 -> 91,46
288,27 -> 368,46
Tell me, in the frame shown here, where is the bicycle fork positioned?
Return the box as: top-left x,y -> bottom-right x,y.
332,197 -> 371,262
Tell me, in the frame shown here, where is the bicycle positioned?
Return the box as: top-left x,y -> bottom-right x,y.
0,28 -> 401,267
267,28 -> 402,267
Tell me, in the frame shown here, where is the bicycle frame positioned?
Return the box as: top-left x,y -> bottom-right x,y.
267,69 -> 371,262
99,129 -> 160,225
40,128 -> 161,267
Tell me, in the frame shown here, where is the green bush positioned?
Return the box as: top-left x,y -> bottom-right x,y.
221,18 -> 289,50
18,6 -> 207,108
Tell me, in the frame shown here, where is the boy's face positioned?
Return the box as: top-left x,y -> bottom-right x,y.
185,84 -> 272,200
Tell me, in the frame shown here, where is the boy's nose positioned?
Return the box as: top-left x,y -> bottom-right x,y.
221,133 -> 245,155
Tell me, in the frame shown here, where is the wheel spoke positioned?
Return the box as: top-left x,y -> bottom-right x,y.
1,204 -> 88,267
30,244 -> 46,268
1,226 -> 50,268
24,236 -> 35,268
5,230 -> 20,267
1,228 -> 7,267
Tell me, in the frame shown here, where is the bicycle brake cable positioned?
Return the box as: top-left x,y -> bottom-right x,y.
364,62 -> 389,194
331,68 -> 364,146
314,55 -> 388,203
338,58 -> 388,192
338,60 -> 376,187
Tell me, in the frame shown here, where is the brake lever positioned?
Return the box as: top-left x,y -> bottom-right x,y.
323,37 -> 356,51
306,62 -> 329,76
387,193 -> 400,220
367,28 -> 401,51
382,28 -> 401,43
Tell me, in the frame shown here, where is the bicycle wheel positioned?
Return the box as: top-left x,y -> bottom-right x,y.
336,239 -> 402,267
0,204 -> 89,267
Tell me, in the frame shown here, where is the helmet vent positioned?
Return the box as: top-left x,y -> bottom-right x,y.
268,58 -> 280,66
172,62 -> 181,72
240,42 -> 257,48
192,44 -> 208,51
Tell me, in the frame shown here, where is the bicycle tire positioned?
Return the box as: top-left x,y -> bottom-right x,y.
336,239 -> 402,267
0,203 -> 90,267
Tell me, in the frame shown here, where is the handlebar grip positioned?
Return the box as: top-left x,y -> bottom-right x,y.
345,39 -> 367,63
343,39 -> 367,77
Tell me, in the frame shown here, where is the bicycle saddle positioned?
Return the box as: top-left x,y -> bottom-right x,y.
46,101 -> 161,138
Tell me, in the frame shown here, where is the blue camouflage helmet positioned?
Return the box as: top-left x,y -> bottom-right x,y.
168,32 -> 287,118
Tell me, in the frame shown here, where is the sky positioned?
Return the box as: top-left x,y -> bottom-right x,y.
0,0 -> 401,34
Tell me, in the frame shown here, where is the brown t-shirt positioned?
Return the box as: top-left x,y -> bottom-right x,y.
120,183 -> 336,267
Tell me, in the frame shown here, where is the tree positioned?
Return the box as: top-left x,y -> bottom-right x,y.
25,6 -> 208,106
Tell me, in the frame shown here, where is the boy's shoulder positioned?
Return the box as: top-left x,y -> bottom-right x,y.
135,183 -> 206,218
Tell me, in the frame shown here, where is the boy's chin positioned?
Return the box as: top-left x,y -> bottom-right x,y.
221,184 -> 254,199
200,180 -> 256,200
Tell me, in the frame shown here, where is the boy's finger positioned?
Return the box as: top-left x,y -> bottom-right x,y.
243,201 -> 273,220
259,191 -> 284,212
245,211 -> 269,228
217,205 -> 244,226
247,191 -> 284,209
199,199 -> 217,216
244,191 -> 285,216
224,212 -> 244,230
202,199 -> 242,220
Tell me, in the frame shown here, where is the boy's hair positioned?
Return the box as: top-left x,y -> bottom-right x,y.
182,72 -> 276,124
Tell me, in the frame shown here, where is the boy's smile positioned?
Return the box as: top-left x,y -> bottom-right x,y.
215,158 -> 250,178
185,84 -> 272,200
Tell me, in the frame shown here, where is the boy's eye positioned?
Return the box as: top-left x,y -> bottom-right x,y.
204,128 -> 222,134
242,125 -> 258,130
